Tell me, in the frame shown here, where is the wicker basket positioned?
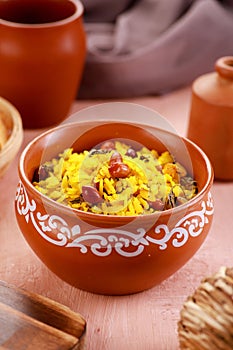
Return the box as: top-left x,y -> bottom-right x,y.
178,266 -> 233,350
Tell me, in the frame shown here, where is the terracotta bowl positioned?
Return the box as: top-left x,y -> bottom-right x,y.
15,121 -> 214,295
0,97 -> 23,178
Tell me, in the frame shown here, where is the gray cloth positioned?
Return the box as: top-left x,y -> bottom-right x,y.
78,0 -> 233,98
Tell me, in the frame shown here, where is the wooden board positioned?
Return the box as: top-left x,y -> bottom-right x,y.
0,281 -> 86,349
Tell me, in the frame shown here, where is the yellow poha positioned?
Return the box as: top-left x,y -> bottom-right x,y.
33,140 -> 197,215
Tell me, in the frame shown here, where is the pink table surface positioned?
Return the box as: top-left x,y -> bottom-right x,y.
0,87 -> 232,350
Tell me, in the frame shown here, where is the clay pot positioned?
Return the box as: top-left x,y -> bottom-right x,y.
0,0 -> 86,129
187,56 -> 233,181
15,120 -> 214,295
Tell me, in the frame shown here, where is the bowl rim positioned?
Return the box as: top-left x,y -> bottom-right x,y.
0,96 -> 23,157
18,119 -> 214,220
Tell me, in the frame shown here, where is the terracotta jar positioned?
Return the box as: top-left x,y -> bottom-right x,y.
0,0 -> 86,129
187,56 -> 233,181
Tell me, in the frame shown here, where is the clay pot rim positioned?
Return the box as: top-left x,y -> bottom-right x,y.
0,0 -> 84,29
215,56 -> 233,79
19,120 -> 214,221
0,96 -> 23,158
